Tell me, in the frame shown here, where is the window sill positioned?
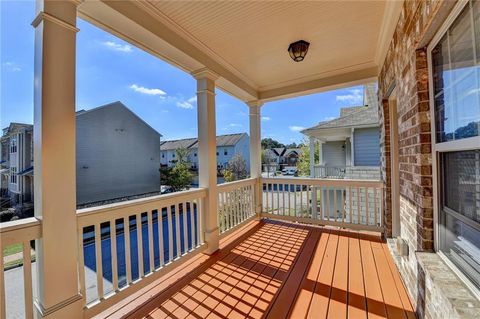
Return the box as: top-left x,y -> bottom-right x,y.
416,252 -> 480,318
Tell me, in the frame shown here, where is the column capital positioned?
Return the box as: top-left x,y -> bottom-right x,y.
191,68 -> 219,81
246,100 -> 264,109
32,12 -> 79,32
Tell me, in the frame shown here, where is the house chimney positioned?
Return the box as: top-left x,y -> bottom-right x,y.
363,83 -> 378,108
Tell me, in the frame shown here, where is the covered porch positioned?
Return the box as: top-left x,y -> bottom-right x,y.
1,0 -> 479,318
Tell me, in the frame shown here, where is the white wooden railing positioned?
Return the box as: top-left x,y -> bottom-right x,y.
261,177 -> 384,232
76,188 -> 206,317
217,178 -> 256,235
0,217 -> 41,319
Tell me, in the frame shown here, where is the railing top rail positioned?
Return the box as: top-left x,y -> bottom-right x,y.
76,188 -> 207,223
261,176 -> 383,188
0,217 -> 42,248
217,177 -> 257,192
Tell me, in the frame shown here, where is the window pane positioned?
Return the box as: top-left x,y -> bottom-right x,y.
443,150 -> 480,223
433,2 -> 480,143
441,213 -> 480,288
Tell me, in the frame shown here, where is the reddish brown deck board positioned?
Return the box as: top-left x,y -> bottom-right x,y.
101,220 -> 415,319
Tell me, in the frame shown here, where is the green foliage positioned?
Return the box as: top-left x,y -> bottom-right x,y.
223,153 -> 248,182
261,138 -> 285,149
297,138 -> 318,176
175,147 -> 190,164
160,162 -> 193,191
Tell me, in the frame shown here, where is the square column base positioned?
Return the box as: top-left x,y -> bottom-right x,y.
34,294 -> 83,319
203,227 -> 220,255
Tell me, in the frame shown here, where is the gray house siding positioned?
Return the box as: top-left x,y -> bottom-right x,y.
76,102 -> 161,205
323,141 -> 346,167
353,127 -> 380,166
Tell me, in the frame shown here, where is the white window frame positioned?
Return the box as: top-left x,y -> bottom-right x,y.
427,0 -> 480,298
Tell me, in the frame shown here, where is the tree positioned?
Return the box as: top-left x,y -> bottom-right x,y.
285,142 -> 298,148
223,153 -> 248,182
261,138 -> 285,150
160,146 -> 193,191
297,138 -> 318,176
175,147 -> 190,164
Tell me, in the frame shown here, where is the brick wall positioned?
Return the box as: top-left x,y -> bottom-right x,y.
377,0 -> 455,317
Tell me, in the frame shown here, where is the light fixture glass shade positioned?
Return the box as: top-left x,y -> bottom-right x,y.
288,40 -> 310,62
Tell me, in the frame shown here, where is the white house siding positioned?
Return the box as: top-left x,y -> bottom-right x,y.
233,133 -> 250,171
353,127 -> 380,166
76,102 -> 161,205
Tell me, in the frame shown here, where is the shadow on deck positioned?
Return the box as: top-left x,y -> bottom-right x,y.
98,220 -> 416,319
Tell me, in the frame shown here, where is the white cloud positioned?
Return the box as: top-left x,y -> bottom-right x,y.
289,125 -> 305,132
3,62 -> 21,72
336,88 -> 363,104
228,123 -> 242,127
129,84 -> 166,97
187,96 -> 197,104
261,116 -> 271,121
176,101 -> 194,109
102,40 -> 132,53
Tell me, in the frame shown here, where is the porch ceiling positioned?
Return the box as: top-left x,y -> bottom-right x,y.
78,1 -> 403,102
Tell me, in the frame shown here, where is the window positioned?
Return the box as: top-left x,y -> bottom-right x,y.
162,154 -> 165,158
429,0 -> 480,290
10,167 -> 17,184
224,151 -> 228,156
194,153 -> 197,157
216,152 -> 219,156
10,137 -> 17,153
172,154 -> 175,158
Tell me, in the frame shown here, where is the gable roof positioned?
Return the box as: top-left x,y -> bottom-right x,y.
161,133 -> 247,151
302,83 -> 379,134
76,101 -> 162,137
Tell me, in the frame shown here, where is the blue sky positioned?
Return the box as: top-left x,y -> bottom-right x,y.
1,1 -> 365,144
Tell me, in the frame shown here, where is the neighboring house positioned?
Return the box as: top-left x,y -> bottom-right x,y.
160,133 -> 250,171
1,101 -> 162,209
76,102 -> 161,205
0,123 -> 34,208
302,83 -> 380,180
263,147 -> 302,170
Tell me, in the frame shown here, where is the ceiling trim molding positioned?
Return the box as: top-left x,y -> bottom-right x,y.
374,0 -> 404,67
257,60 -> 377,92
259,66 -> 378,102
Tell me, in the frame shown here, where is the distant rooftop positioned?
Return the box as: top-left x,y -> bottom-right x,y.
161,133 -> 248,150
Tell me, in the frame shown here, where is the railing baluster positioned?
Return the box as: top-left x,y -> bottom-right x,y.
276,183 -> 280,215
225,191 -> 230,230
167,206 -> 173,263
183,201 -> 188,255
341,189 -> 345,223
357,187 -> 361,224
78,227 -> 86,306
349,187 -> 353,223
199,198 -> 205,244
300,186 -> 304,217
326,187 -> 330,220
294,184 -> 297,217
366,187 -> 370,226
136,214 -> 144,277
147,212 -> 154,273
124,217 -> 132,284
381,187 -> 384,227
110,220 -> 119,291
306,186 -> 310,218
270,183 -> 274,214
190,200 -> 195,250
94,223 -> 104,300
175,204 -> 181,259
158,210 -> 164,267
374,187 -> 378,226
333,186 -> 337,221
22,241 -> 33,319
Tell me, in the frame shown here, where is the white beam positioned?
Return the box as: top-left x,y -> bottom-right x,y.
247,101 -> 263,216
193,68 -> 219,255
32,1 -> 83,318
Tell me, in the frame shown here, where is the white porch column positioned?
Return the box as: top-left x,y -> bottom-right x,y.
32,1 -> 82,318
318,141 -> 324,166
309,137 -> 316,178
247,101 -> 263,216
193,68 -> 219,255
309,137 -> 318,219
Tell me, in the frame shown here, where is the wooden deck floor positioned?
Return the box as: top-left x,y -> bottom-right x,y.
106,220 -> 416,319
